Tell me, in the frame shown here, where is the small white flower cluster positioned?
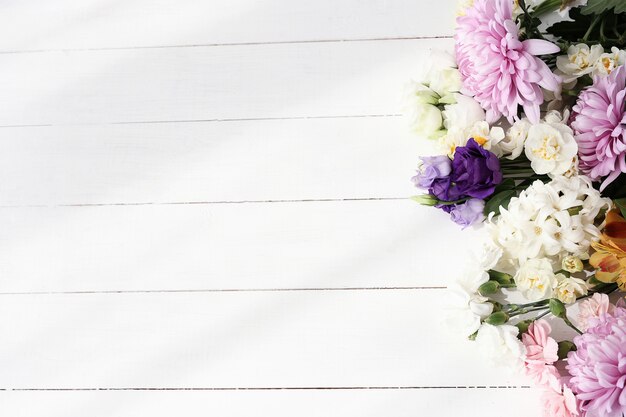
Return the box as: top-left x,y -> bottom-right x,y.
487,175 -> 610,299
556,43 -> 626,83
403,51 -> 462,139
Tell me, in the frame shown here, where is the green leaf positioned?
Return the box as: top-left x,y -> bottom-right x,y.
493,178 -> 516,193
483,190 -> 516,216
614,198 -> 626,219
557,340 -> 577,360
581,0 -> 622,15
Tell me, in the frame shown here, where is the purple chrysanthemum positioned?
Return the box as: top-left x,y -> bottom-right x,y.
567,306 -> 626,417
571,65 -> 626,190
455,0 -> 560,124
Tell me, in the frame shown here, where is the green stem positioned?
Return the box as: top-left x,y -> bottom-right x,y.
531,0 -> 561,17
583,14 -> 604,42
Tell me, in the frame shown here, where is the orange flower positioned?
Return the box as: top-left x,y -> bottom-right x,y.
590,210 -> 626,290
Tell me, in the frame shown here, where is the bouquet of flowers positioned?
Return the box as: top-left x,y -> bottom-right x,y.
406,1 -> 626,416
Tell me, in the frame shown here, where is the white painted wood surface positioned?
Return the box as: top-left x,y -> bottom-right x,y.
0,1 -> 539,415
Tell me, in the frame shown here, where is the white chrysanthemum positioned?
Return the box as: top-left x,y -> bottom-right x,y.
556,43 -> 603,83
554,275 -> 589,304
524,111 -> 578,177
487,176 -> 610,267
592,47 -> 626,77
475,324 -> 526,368
514,258 -> 558,301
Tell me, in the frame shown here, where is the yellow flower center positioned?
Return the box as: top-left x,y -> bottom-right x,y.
474,136 -> 488,146
531,135 -> 560,160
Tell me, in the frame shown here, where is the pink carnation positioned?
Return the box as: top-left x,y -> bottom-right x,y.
577,293 -> 615,331
542,385 -> 580,417
522,320 -> 561,389
455,0 -> 560,124
571,65 -> 626,190
567,307 -> 626,417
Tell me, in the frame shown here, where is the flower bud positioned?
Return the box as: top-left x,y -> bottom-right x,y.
488,270 -> 512,285
413,89 -> 439,105
562,255 -> 584,273
484,311 -> 509,325
557,340 -> 577,360
478,280 -> 500,295
515,319 -> 532,335
410,194 -> 439,206
549,298 -> 567,319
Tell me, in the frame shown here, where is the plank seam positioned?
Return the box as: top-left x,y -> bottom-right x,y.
0,35 -> 453,55
0,197 -> 409,209
0,114 -> 403,129
0,287 -> 447,296
4,386 -> 530,392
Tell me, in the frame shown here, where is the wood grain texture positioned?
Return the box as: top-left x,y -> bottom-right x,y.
0,0 -> 456,52
0,290 -> 527,388
1,389 -> 540,417
0,200 -> 478,293
0,38 -> 453,126
0,117 -> 437,206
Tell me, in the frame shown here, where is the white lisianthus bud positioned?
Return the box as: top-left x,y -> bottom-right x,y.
501,118 -> 531,159
429,67 -> 462,97
442,93 -> 485,131
562,255 -> 584,273
556,43 -> 604,83
554,274 -> 589,305
403,81 -> 445,139
592,47 -> 626,77
514,258 -> 558,301
524,115 -> 578,177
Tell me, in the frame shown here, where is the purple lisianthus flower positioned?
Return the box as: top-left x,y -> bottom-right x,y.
411,155 -> 452,189
433,138 -> 502,201
449,198 -> 485,228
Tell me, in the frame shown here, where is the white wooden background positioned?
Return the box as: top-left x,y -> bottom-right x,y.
0,1 -> 542,415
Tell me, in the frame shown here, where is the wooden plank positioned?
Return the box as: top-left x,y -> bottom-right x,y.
0,388 -> 540,417
0,290 -> 526,388
0,200 -> 477,293
0,38 -> 453,126
0,0 -> 456,52
0,117 -> 439,206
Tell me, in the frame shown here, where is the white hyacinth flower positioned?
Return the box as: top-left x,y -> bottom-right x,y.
486,176 -> 610,268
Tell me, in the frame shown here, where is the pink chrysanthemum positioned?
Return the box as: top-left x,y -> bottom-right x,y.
455,0 -> 560,124
567,307 -> 626,417
571,65 -> 626,190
